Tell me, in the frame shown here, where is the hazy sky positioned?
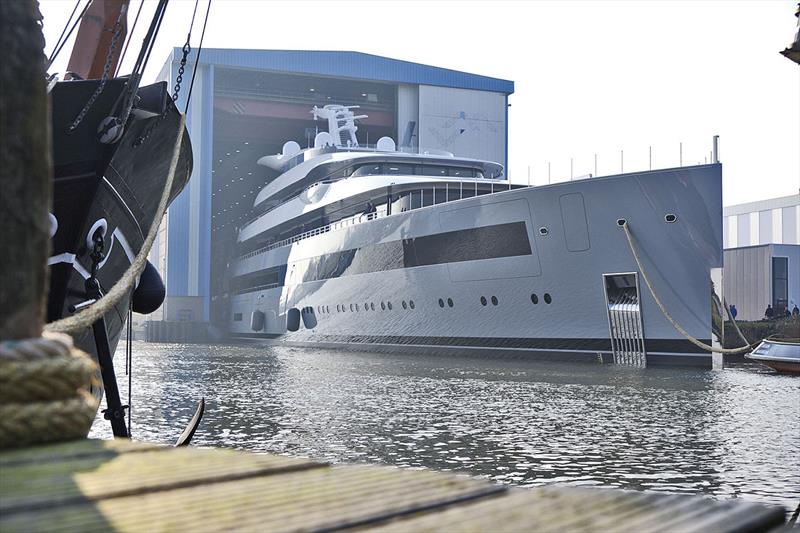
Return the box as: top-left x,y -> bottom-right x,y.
41,0 -> 799,206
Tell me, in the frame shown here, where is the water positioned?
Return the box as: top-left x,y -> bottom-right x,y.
91,342 -> 800,512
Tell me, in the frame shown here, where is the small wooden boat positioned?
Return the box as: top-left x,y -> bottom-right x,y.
746,339 -> 800,374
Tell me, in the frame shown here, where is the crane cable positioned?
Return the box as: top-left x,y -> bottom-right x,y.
621,221 -> 757,355
46,0 -> 91,69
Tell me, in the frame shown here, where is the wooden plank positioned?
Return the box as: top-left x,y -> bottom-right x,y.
373,486 -> 786,533
0,438 -> 163,467
0,445 -> 324,514
0,440 -> 786,533
0,465 -> 505,532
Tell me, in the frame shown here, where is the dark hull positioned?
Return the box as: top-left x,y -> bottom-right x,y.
47,78 -> 192,395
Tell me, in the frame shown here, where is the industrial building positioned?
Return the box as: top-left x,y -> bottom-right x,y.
722,194 -> 800,321
148,49 -> 514,333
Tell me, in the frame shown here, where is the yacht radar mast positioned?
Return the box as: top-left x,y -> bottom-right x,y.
311,105 -> 367,147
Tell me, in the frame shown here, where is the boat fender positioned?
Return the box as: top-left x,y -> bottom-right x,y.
301,307 -> 317,329
250,310 -> 265,332
286,308 -> 301,332
131,261 -> 165,314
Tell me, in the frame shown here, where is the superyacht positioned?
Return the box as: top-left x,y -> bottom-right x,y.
228,105 -> 722,366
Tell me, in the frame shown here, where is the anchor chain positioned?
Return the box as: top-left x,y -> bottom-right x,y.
172,42 -> 191,101
67,12 -> 126,132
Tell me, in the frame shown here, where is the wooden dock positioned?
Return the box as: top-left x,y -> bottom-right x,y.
0,439 -> 786,532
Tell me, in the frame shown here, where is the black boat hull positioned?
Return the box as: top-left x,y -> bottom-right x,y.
47,79 -> 192,399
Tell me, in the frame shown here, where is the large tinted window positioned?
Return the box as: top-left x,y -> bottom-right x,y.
296,222 -> 531,283
385,164 -> 415,175
232,265 -> 287,294
351,164 -> 383,176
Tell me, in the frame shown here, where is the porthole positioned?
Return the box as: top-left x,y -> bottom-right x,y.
326,306 -> 330,314
544,293 -> 552,304
356,303 -> 360,312
409,300 -> 415,309
531,293 -> 538,304
341,304 -> 346,312
387,301 -> 393,310
365,302 -> 369,310
616,218 -> 627,227
371,302 -> 375,311
402,301 -> 407,309
665,213 -> 677,223
538,227 -> 549,236
336,305 -> 340,312
438,298 -> 445,308
350,304 -> 354,312
480,296 -> 487,306
381,302 -> 386,310
447,298 -> 454,308
491,296 -> 498,306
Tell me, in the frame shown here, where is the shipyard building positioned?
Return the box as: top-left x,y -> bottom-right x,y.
722,194 -> 800,321
148,49 -> 513,334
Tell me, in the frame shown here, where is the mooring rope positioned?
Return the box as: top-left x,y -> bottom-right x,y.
621,221 -> 756,355
46,114 -> 185,334
0,332 -> 99,448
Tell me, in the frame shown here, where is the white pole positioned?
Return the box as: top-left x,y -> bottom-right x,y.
649,146 -> 652,170
548,162 -> 551,184
712,135 -> 719,163
620,150 -> 624,173
527,165 -> 530,186
594,154 -> 597,176
570,158 -> 573,180
679,142 -> 683,166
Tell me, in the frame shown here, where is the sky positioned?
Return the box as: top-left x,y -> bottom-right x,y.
41,0 -> 799,206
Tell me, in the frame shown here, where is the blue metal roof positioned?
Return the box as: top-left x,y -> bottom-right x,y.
171,48 -> 514,94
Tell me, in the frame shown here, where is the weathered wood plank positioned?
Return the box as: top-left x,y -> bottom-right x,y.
0,445 -> 323,513
0,440 -> 786,533
0,438 -> 163,467
1,465 -> 504,532
373,486 -> 786,533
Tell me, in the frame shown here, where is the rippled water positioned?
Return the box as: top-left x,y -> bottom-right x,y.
91,342 -> 800,512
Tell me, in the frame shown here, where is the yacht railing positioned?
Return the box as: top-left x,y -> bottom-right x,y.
238,210 -> 386,261
236,180 -> 515,263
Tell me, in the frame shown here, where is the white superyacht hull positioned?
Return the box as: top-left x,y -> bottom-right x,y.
229,164 -> 722,367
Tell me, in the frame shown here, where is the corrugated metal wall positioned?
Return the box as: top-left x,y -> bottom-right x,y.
723,246 -> 771,321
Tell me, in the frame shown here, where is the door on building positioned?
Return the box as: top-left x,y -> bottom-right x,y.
772,257 -> 788,316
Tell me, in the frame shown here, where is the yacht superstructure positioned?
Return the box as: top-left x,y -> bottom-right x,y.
227,105 -> 723,366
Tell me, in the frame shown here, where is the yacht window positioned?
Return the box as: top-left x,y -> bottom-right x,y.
386,164 -> 414,175
371,302 -> 375,311
381,302 -> 386,310
447,298 -> 454,308
233,313 -> 242,322
402,301 -> 407,309
352,164 -> 384,177
409,300 -> 415,309
474,171 -> 484,179
421,165 -> 448,177
387,301 -> 393,310
449,168 -> 474,178
438,298 -> 444,308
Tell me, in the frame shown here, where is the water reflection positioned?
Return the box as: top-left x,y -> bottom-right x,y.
91,342 -> 800,510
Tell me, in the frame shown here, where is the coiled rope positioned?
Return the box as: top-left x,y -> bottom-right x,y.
621,221 -> 757,355
46,114 -> 185,334
0,332 -> 99,449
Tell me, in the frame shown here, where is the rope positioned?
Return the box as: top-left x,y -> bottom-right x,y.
0,332 -> 99,449
46,114 -> 186,334
621,222 -> 757,355
184,0 -> 212,113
